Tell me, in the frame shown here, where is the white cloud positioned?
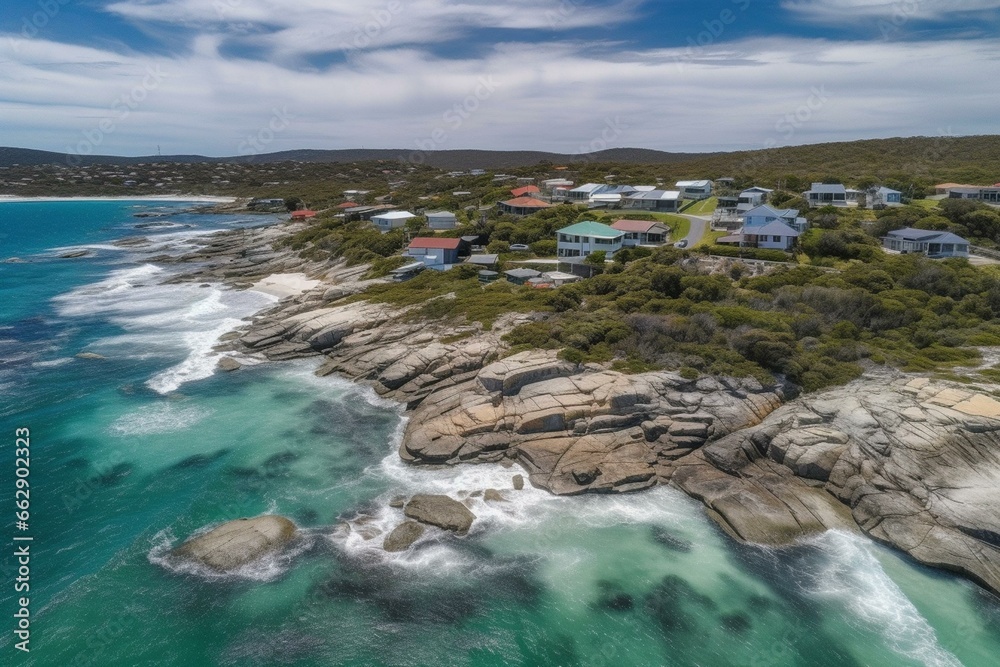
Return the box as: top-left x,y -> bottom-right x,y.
1,32 -> 997,156
783,0 -> 1000,22
103,0 -> 642,58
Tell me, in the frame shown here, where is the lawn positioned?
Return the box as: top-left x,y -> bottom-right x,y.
695,230 -> 727,248
911,199 -> 942,210
681,197 -> 718,216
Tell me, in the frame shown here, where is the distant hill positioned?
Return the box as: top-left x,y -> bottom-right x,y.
2,136 -> 998,183
0,146 -> 707,170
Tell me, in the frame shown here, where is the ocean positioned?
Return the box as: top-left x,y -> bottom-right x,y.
0,200 -> 998,666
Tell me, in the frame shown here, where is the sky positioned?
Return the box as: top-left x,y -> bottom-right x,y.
1,0 -> 998,158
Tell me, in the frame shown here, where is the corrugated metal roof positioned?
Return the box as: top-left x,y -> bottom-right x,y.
611,219 -> 667,233
557,221 -> 624,238
501,197 -> 550,208
409,237 -> 462,250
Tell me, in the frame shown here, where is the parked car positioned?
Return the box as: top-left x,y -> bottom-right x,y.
674,239 -> 688,248
509,244 -> 530,251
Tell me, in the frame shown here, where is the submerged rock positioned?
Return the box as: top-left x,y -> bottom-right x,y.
173,515 -> 297,571
404,495 -> 476,534
383,521 -> 425,552
217,357 -> 242,372
76,352 -> 106,360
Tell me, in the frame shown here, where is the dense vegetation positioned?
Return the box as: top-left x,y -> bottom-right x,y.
348,245 -> 1000,393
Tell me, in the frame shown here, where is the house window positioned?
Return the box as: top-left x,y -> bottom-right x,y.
772,236 -> 781,243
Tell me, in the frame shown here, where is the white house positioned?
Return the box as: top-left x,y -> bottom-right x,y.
732,222 -> 801,251
567,183 -> 606,202
882,228 -> 970,258
372,210 -> 416,232
426,211 -> 458,229
870,187 -> 903,207
736,190 -> 766,213
676,180 -> 713,200
804,183 -> 848,206
556,221 -> 625,259
742,205 -> 808,233
622,190 -> 682,212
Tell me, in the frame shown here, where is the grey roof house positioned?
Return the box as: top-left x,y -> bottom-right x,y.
882,228 -> 970,258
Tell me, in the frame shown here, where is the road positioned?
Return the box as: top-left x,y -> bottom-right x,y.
680,214 -> 710,247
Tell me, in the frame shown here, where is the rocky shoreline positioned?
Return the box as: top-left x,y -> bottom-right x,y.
160,223 -> 1000,597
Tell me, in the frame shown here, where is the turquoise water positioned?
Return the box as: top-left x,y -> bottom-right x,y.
1,201 -> 999,666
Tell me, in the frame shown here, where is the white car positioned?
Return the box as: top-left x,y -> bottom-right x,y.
674,239 -> 688,248
509,244 -> 530,251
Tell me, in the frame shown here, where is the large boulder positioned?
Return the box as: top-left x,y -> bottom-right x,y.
173,515 -> 297,571
403,495 -> 476,534
383,521 -> 426,552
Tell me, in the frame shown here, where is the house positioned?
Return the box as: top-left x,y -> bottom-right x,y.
541,271 -> 581,287
804,183 -> 848,206
611,219 -> 670,246
404,237 -> 470,267
870,186 -> 903,207
497,196 -> 551,216
504,268 -> 542,285
736,190 -> 766,212
426,211 -> 458,230
372,210 -> 416,232
676,180 -> 713,200
466,254 -> 500,268
622,190 -> 682,212
935,183 -> 977,196
735,221 -> 801,251
948,186 -> 1000,203
290,210 -> 317,220
556,221 -> 625,259
882,228 -> 970,257
742,205 -> 808,233
567,183 -> 607,202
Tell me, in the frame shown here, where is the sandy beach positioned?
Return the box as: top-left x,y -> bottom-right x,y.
250,273 -> 321,298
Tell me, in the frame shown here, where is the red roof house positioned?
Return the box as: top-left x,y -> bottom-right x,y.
497,196 -> 551,216
511,185 -> 541,197
290,210 -> 317,219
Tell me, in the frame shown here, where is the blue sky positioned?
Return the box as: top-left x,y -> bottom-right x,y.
1,0 -> 998,157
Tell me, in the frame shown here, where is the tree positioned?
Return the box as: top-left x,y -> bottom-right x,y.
584,251 -> 607,275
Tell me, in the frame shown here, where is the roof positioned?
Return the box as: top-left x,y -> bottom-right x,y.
290,209 -> 316,217
505,268 -> 542,278
611,219 -> 668,233
391,262 -> 425,273
337,201 -> 359,209
626,189 -> 681,201
886,228 -> 969,244
741,186 -> 774,194
569,183 -> 606,194
875,186 -> 902,195
408,237 -> 462,250
373,210 -> 415,219
510,185 -> 540,197
542,271 -> 581,281
501,197 -> 550,208
743,205 -> 799,219
741,221 -> 801,237
557,221 -> 624,239
676,180 -> 712,188
466,254 -> 500,265
806,183 -> 847,194
425,210 -> 456,217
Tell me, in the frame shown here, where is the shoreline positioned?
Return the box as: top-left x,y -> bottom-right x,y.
148,221 -> 1000,600
0,194 -> 239,204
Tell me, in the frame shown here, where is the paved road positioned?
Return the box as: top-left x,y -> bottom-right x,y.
680,215 -> 710,247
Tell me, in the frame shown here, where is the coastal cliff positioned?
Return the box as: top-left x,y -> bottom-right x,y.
165,223 -> 1000,598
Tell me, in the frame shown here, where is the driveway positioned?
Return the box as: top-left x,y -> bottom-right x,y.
680,215 -> 710,247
